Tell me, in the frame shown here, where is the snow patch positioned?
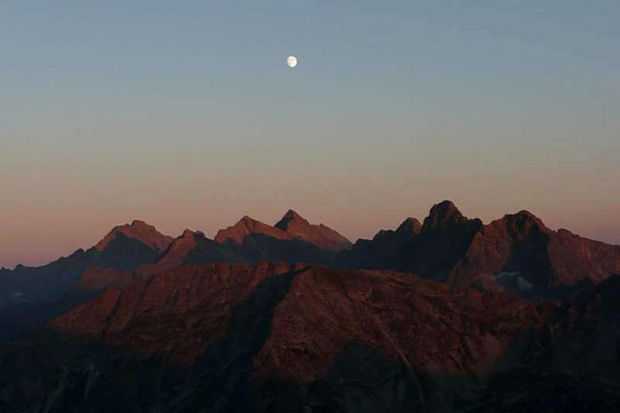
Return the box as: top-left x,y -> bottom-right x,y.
495,272 -> 534,291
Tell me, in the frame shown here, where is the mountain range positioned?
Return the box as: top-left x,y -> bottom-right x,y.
2,201 -> 619,310
1,201 -> 619,412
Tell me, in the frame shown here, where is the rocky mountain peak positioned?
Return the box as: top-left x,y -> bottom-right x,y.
274,211 -> 351,252
501,210 -> 550,237
422,200 -> 468,231
396,217 -> 422,234
95,220 -> 174,252
275,209 -> 310,230
215,216 -> 292,245
181,229 -> 196,238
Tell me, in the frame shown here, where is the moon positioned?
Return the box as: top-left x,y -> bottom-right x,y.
287,56 -> 298,68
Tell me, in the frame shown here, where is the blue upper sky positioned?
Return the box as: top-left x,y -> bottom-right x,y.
1,1 -> 619,267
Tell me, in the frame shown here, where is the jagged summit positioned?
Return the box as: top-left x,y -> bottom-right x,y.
95,220 -> 174,252
498,210 -> 550,237
422,200 -> 468,230
275,210 -> 352,252
3,201 -> 620,309
137,228 -> 238,278
214,216 -> 292,245
180,229 -> 206,239
275,209 -> 310,230
212,211 -> 352,253
369,217 -> 422,243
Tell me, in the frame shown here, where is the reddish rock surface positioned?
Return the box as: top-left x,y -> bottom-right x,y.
6,271 -> 619,412
95,220 -> 174,253
448,211 -> 620,293
214,215 -> 343,264
12,265 -> 620,412
252,266 -> 538,382
275,210 -> 352,252
51,263 -> 539,376
215,216 -> 293,245
136,229 -> 200,277
342,201 -> 620,296
448,211 -> 553,291
0,220 -> 172,308
548,228 -> 620,285
136,229 -> 242,278
396,217 -> 423,234
4,202 -> 620,412
51,262 -> 298,365
72,267 -> 135,293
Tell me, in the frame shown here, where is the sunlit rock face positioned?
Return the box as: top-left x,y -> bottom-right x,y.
448,210 -> 620,296
0,220 -> 173,309
340,202 -> 620,298
275,209 -> 352,252
34,264 -> 620,412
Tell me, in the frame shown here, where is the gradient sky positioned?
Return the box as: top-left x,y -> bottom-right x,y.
1,0 -> 619,269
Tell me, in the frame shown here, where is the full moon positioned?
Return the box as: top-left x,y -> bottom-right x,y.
287,56 -> 298,68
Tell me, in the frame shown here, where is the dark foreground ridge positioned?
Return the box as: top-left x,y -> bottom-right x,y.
1,263 -> 620,412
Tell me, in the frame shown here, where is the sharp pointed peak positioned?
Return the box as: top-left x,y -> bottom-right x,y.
236,215 -> 268,230
239,215 -> 259,224
275,209 -> 310,230
283,209 -> 304,220
215,215 -> 289,245
95,219 -> 173,252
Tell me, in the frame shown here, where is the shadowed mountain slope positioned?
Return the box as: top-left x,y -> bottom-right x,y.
95,220 -> 174,253
448,211 -> 620,296
51,262 -> 304,365
37,264 -> 620,412
275,209 -> 352,252
215,216 -> 341,264
50,263 -> 539,382
0,220 -> 173,308
412,201 -> 484,279
340,201 -> 620,297
3,201 -> 619,315
338,201 -> 483,279
215,216 -> 293,245
0,266 -> 617,411
337,216 -> 422,270
137,229 -> 242,278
